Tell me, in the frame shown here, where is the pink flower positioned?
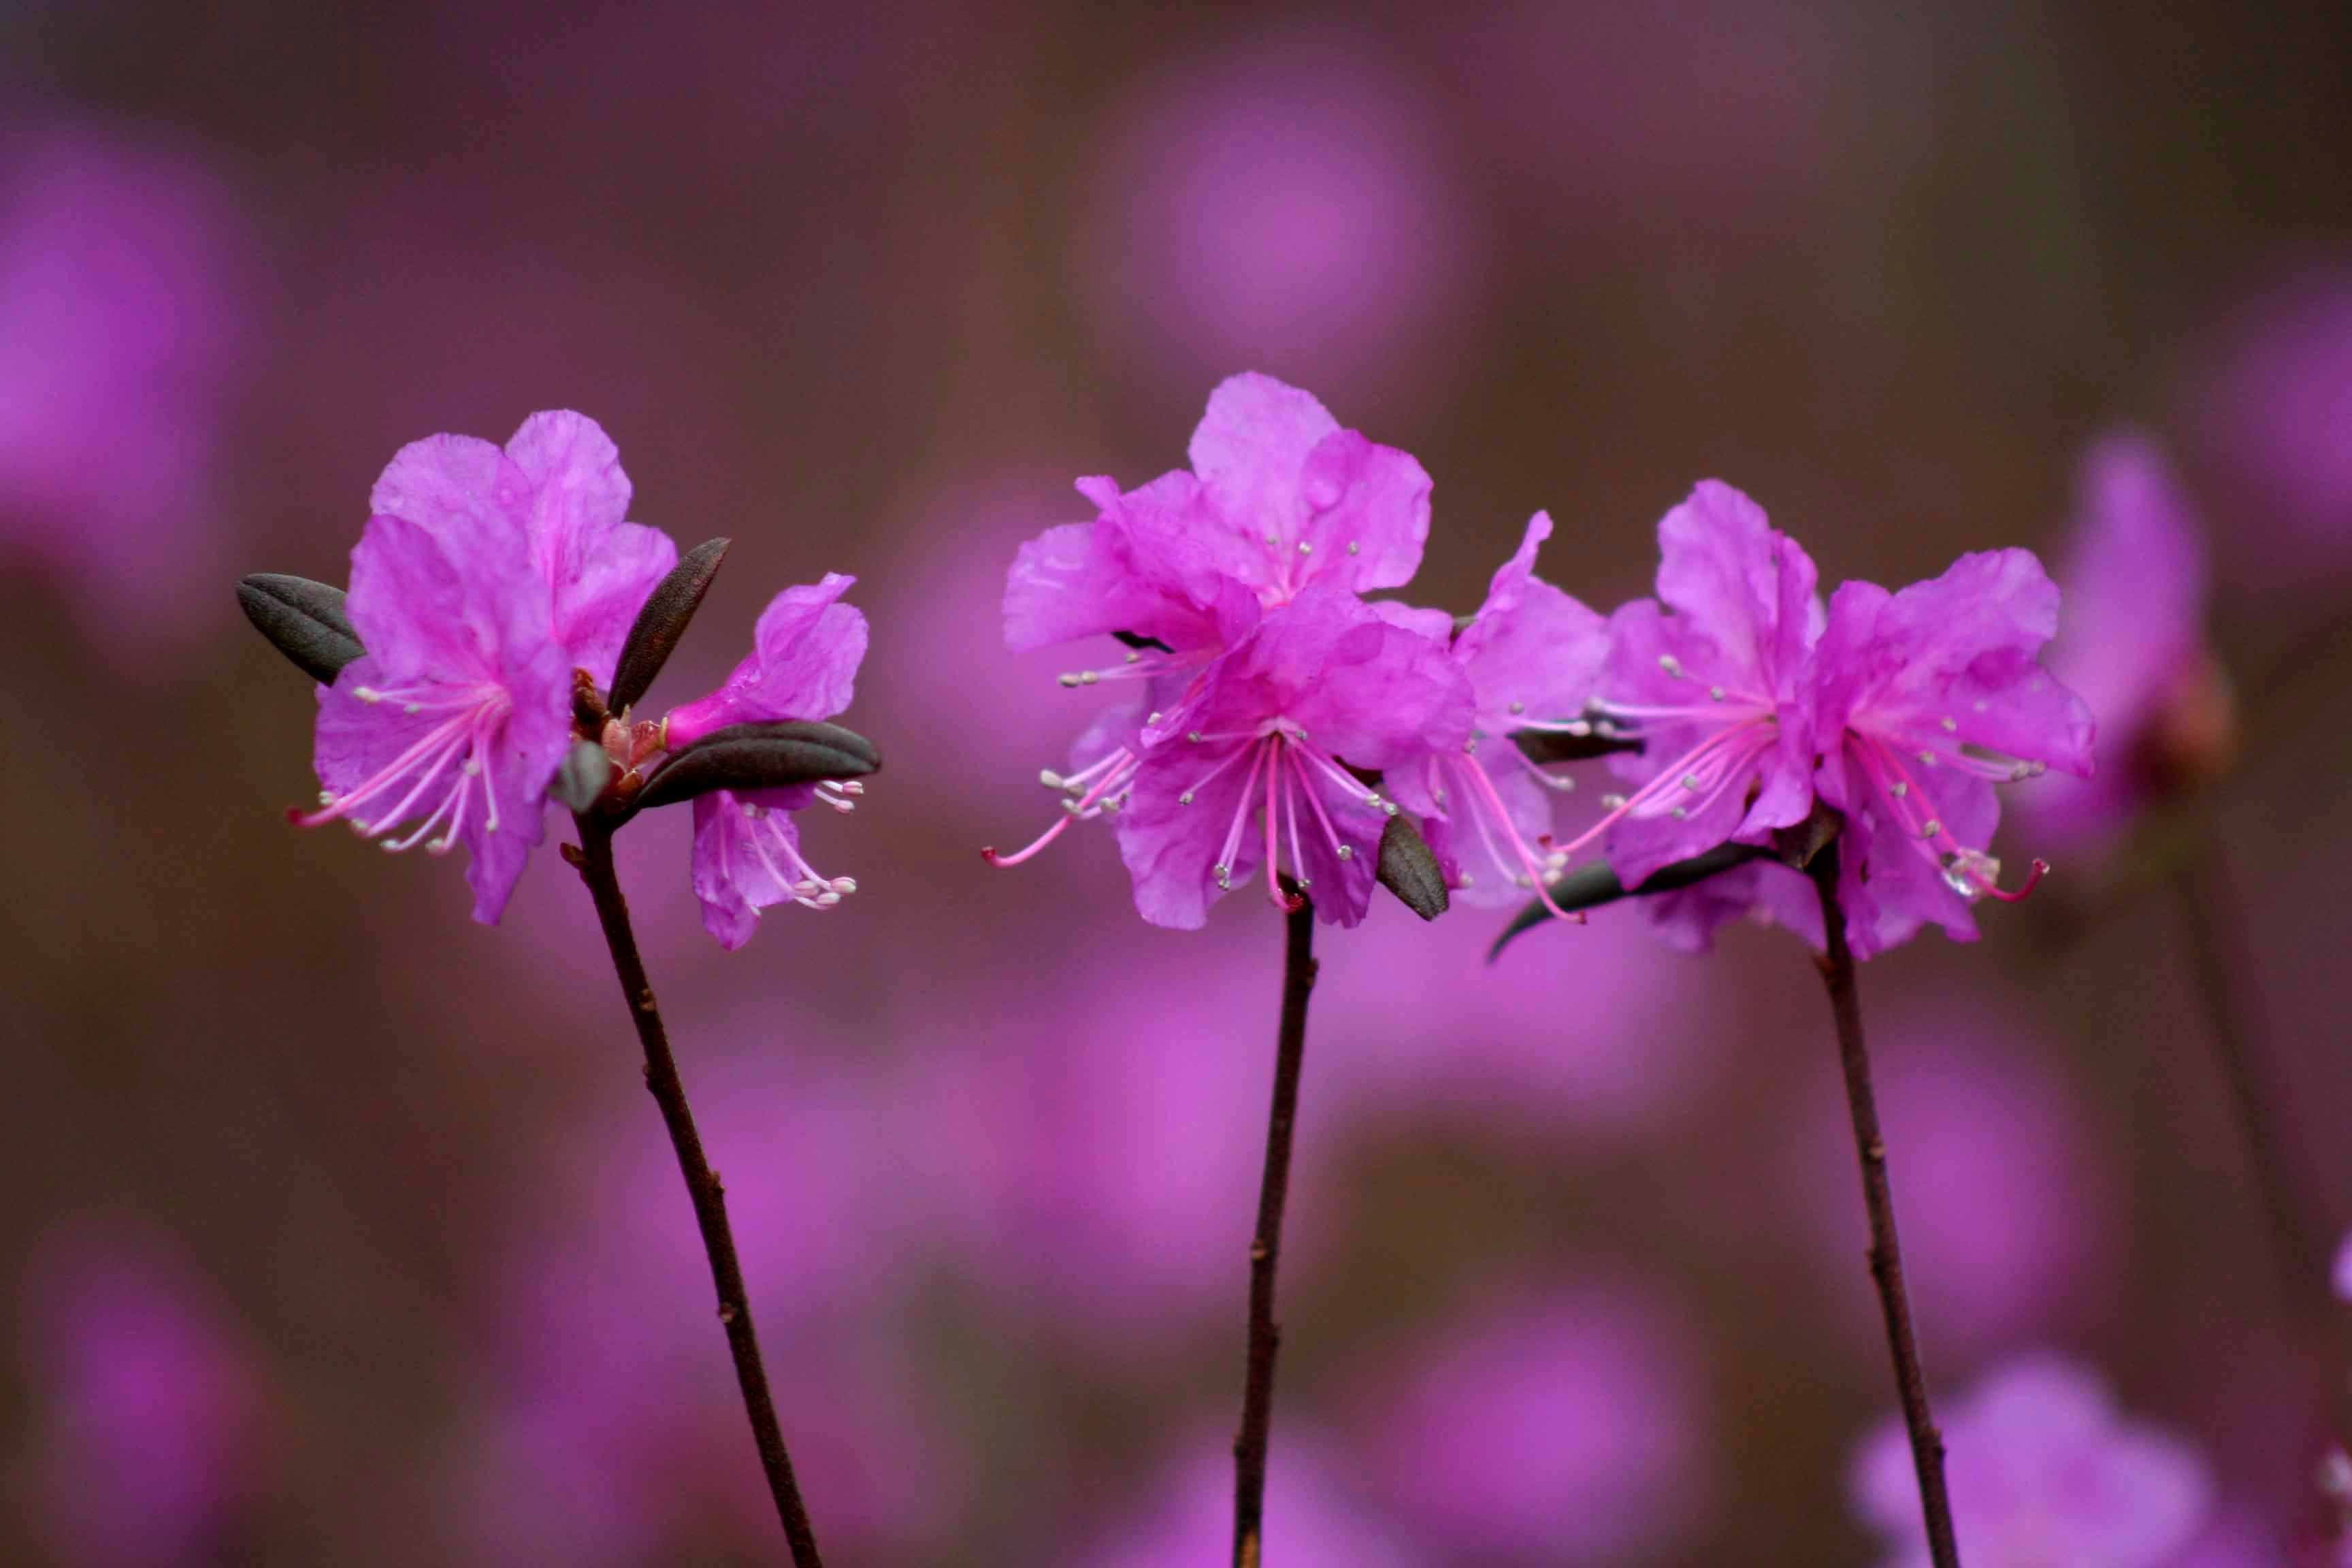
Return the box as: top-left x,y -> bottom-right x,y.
2021,435 -> 2230,849
990,375 -> 1463,926
1581,480 -> 1825,886
662,574 -> 871,949
1851,1354 -> 2212,1568
295,412 -> 678,923
1382,512 -> 1610,911
1098,585 -> 1469,928
1553,480 -> 2094,958
1812,547 -> 2095,957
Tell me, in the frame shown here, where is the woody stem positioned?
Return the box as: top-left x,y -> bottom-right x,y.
1806,840 -> 1962,1568
570,818 -> 826,1568
1232,885 -> 1318,1567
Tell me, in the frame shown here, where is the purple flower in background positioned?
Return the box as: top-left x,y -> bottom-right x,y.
1075,31 -> 1484,411
2188,270 -> 2352,576
297,413 -> 676,923
2022,435 -> 2232,848
1101,585 -> 1469,928
0,118 -> 251,647
1075,1430 -> 1414,1567
1557,482 -> 1824,888
1851,1354 -> 2212,1568
1352,1282 -> 1712,1563
1811,548 -> 2095,957
1383,512 -> 1610,912
990,375 -> 1458,921
662,573 -> 870,947
16,1215 -> 264,1568
2334,1232 -> 2352,1301
1782,1017 -> 2115,1356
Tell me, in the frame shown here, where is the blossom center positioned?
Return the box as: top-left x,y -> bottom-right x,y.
296,681 -> 514,854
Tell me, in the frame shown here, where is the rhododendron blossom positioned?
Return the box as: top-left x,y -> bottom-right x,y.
991,374 -> 1463,926
664,574 -> 870,948
298,412 -> 677,922
1381,512 -> 1607,912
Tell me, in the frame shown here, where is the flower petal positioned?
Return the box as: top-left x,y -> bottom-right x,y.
1455,512 -> 1610,732
1654,480 -> 1821,703
664,575 -> 868,746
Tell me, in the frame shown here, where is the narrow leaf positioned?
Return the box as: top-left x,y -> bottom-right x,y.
608,537 -> 730,713
237,574 -> 365,684
1512,729 -> 1645,765
1112,629 -> 1174,655
632,720 -> 880,812
1375,813 -> 1450,921
1488,840 -> 1770,960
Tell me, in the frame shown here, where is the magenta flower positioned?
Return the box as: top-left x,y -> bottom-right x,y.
2334,1232 -> 2352,1302
661,574 -> 871,949
1812,548 -> 2095,957
1851,1354 -> 2212,1568
1350,1281 -> 1712,1563
295,412 -> 678,923
1552,480 -> 1825,887
2022,435 -> 2229,849
990,374 -> 1456,917
1083,585 -> 1469,928
1383,512 -> 1609,911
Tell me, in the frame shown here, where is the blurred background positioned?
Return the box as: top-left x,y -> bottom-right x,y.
5,2 -> 2350,1563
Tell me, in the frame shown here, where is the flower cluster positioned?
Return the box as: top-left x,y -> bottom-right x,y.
996,376 -> 2093,956
282,410 -> 869,945
990,374 -> 1608,928
1516,480 -> 2094,958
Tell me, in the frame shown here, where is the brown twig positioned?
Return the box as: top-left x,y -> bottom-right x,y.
1806,841 -> 1962,1568
1232,888 -> 1319,1567
568,820 -> 826,1567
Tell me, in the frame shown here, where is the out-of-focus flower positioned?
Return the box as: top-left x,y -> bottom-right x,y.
2187,270 -> 2352,578
1075,31 -> 1484,412
0,118 -> 252,648
1383,512 -> 1610,911
14,1214 -> 266,1568
1074,1429 -> 1414,1567
295,412 -> 676,923
1351,1281 -> 1712,1563
1850,1354 -> 2212,1568
2333,1231 -> 2352,1301
664,573 -> 870,947
453,1051 -> 961,1562
1782,1016 -> 2114,1356
2022,435 -> 2232,849
1810,547 -> 2096,957
991,376 -> 1467,926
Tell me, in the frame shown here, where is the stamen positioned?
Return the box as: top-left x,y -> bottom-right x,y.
1213,742 -> 1269,893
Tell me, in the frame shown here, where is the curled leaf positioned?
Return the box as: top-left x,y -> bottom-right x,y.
632,720 -> 880,812
1488,840 -> 1770,960
608,537 -> 730,713
1375,813 -> 1450,921
236,573 -> 365,685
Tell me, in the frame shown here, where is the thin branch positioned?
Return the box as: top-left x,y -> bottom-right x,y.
1232,889 -> 1319,1567
1807,841 -> 1962,1568
568,821 -> 826,1567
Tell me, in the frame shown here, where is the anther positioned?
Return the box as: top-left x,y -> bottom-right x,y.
1710,685 -> 1725,701
1335,845 -> 1354,861
1297,540 -> 1313,555
355,686 -> 383,704
1345,540 -> 1360,555
462,759 -> 482,776
403,703 -> 420,715
1040,770 -> 1065,789
1681,773 -> 1703,791
1147,710 -> 1162,725
832,877 -> 858,894
1179,791 -> 1196,805
1917,751 -> 1938,766
1382,801 -> 1399,817
1940,716 -> 1958,732
1187,731 -> 1203,743
1921,819 -> 1942,839
1509,700 -> 1525,715
1214,863 -> 1232,889
1124,651 -> 1141,664
317,791 -> 336,806
1670,806 -> 1688,820
1079,670 -> 1098,685
1601,793 -> 1628,809
1058,673 -> 1081,688
1890,782 -> 1908,797
1659,654 -> 1684,678
1263,534 -> 1279,549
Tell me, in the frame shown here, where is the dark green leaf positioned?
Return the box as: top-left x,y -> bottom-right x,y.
1375,813 -> 1450,921
608,537 -> 729,713
236,574 -> 365,684
631,720 -> 880,812
1512,729 -> 1645,765
1487,840 -> 1770,960
1112,629 -> 1174,655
